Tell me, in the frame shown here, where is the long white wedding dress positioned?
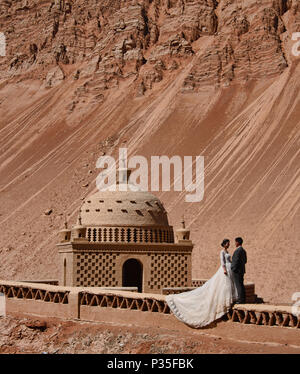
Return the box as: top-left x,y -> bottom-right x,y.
166,250 -> 237,328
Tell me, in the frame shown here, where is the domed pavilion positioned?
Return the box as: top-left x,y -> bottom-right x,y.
57,169 -> 193,294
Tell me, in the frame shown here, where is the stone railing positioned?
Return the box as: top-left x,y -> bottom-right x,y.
226,304 -> 300,328
0,280 -> 298,329
79,290 -> 170,314
0,280 -> 73,319
0,280 -> 138,320
0,281 -> 69,304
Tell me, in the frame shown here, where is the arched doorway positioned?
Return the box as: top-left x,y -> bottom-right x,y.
122,259 -> 143,292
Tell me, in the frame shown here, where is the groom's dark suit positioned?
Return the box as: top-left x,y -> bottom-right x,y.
231,246 -> 247,303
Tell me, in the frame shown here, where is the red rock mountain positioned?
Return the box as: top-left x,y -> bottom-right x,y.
0,0 -> 299,303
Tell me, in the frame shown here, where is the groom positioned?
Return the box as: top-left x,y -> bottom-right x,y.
231,237 -> 247,304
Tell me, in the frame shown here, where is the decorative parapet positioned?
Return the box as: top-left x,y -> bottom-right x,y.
0,280 -> 139,320
79,290 -> 170,314
226,304 -> 300,328
0,281 -> 70,304
0,280 -> 298,329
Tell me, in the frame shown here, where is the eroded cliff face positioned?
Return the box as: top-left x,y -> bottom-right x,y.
0,1 -> 299,303
1,1 -> 299,103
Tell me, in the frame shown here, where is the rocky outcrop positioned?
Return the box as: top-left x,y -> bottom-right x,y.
0,0 -> 296,95
183,0 -> 290,90
44,66 -> 65,87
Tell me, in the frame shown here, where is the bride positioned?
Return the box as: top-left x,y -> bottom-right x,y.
166,239 -> 237,328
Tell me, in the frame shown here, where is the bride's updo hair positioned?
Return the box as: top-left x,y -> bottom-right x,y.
221,239 -> 230,248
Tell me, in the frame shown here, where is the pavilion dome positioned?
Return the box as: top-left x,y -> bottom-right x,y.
80,189 -> 170,228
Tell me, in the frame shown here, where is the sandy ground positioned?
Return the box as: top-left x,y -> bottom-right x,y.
0,315 -> 299,354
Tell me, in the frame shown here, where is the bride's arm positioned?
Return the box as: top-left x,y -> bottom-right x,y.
220,251 -> 227,275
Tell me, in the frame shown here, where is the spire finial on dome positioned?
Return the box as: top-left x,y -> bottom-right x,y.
64,214 -> 68,229
117,148 -> 131,186
78,210 -> 82,226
